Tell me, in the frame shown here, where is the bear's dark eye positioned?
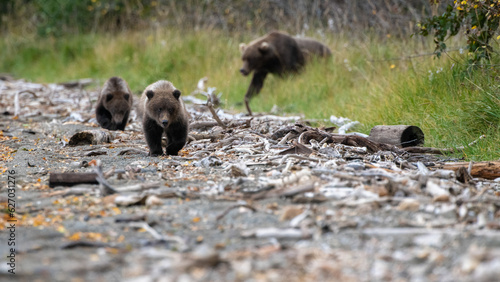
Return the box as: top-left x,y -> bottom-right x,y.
106,93 -> 113,102
124,94 -> 130,101
157,108 -> 162,113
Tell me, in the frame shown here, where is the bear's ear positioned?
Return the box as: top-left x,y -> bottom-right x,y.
146,90 -> 154,100
258,42 -> 269,53
106,93 -> 113,102
173,89 -> 181,100
239,43 -> 247,54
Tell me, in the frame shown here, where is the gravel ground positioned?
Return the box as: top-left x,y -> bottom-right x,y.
1,78 -> 500,282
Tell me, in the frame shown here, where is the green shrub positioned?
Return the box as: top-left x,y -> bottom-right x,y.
418,0 -> 500,63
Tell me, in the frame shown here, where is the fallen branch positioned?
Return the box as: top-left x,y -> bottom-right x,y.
436,161 -> 500,180
128,222 -> 187,250
48,172 -> 98,187
95,165 -> 118,195
189,133 -> 225,141
189,121 -> 219,130
114,182 -> 161,192
278,140 -> 313,155
252,183 -> 316,200
206,100 -> 227,129
241,227 -> 312,239
216,203 -> 257,221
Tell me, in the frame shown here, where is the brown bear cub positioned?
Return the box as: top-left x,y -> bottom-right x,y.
96,77 -> 133,130
239,31 -> 331,115
139,80 -> 189,156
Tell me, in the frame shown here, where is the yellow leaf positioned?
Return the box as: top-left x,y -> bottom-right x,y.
87,232 -> 103,241
106,247 -> 120,254
192,217 -> 201,223
68,232 -> 82,241
390,64 -> 396,69
57,225 -> 66,233
471,25 -> 477,29
112,207 -> 122,215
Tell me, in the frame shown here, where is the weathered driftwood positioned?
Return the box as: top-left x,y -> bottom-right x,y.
437,161 -> 500,180
368,125 -> 424,147
402,146 -> 455,155
68,130 -> 113,146
216,204 -> 257,221
276,124 -> 403,153
206,100 -> 227,129
241,227 -> 312,239
49,172 -> 98,187
189,133 -> 225,141
189,121 -> 219,130
278,140 -> 313,155
332,134 -> 402,153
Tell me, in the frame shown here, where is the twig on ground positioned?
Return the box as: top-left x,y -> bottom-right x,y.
216,203 -> 257,221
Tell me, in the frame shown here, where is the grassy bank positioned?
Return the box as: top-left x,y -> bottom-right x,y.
1,29 -> 498,160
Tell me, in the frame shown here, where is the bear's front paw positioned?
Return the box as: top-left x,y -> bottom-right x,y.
149,151 -> 163,157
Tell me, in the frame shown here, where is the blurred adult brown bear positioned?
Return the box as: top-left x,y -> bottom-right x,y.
95,77 -> 133,130
239,31 -> 331,115
138,80 -> 189,156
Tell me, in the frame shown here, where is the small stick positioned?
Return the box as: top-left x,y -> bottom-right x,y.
95,165 -> 118,195
278,132 -> 293,145
216,204 -> 257,221
206,100 -> 227,129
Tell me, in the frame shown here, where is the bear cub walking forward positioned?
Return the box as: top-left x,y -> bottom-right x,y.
239,31 -> 331,115
139,80 -> 189,156
96,77 -> 133,130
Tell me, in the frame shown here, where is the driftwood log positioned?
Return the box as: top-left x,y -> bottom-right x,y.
49,172 -> 98,187
69,130 -> 113,146
368,125 -> 424,147
437,161 -> 500,180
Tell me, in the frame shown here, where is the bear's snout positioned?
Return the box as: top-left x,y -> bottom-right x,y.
240,68 -> 249,76
161,120 -> 169,127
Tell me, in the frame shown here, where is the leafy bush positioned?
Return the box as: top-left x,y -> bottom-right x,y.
418,0 -> 500,63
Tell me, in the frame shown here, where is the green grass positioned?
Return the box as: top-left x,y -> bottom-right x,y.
1,29 -> 499,160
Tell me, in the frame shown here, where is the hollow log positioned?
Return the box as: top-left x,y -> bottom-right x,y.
368,125 -> 424,147
49,172 -> 98,187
